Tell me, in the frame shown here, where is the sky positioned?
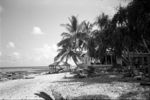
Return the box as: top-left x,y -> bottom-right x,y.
0,0 -> 129,67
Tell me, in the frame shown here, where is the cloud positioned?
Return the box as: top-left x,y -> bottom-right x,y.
7,41 -> 15,48
12,52 -> 20,59
12,52 -> 20,56
34,44 -> 58,61
32,26 -> 44,35
33,44 -> 78,65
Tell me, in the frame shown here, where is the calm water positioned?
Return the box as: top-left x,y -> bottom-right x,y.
0,66 -> 49,73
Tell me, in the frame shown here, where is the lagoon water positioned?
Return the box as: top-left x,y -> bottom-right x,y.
0,66 -> 49,73
0,66 -> 49,81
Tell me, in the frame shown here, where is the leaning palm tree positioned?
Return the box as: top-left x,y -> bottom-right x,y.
60,17 -> 92,53
55,16 -> 95,67
54,45 -> 81,66
60,16 -> 79,51
55,16 -> 83,65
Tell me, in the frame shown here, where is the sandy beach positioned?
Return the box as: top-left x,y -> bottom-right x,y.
0,72 -> 150,100
0,73 -> 66,99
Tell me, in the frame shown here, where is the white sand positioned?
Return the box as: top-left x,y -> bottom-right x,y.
0,73 -> 67,99
0,73 -> 149,100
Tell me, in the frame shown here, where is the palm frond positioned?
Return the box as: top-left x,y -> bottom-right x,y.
60,23 -> 73,33
68,16 -> 78,32
61,32 -> 71,38
54,48 -> 67,62
95,13 -> 109,30
59,51 -> 68,62
57,38 -> 71,47
77,20 -> 86,32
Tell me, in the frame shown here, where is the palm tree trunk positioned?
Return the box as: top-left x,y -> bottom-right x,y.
74,60 -> 78,66
65,56 -> 71,72
65,56 -> 68,63
127,48 -> 132,70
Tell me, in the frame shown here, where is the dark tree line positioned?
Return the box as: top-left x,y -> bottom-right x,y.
55,0 -> 150,75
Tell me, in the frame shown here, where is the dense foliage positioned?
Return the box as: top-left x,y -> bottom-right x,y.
55,0 -> 150,67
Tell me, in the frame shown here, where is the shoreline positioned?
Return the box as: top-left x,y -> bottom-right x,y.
0,66 -> 50,82
0,72 -> 66,99
0,70 -> 49,82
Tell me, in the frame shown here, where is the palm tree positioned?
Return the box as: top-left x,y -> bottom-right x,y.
89,13 -> 111,60
95,13 -> 110,31
60,16 -> 79,50
54,45 -> 81,66
54,16 -> 84,65
76,21 -> 93,54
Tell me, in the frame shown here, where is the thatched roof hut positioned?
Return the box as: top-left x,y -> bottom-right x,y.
48,62 -> 60,73
48,61 -> 71,72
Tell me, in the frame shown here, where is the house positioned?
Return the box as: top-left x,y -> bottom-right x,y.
49,62 -> 71,73
49,62 -> 59,73
81,52 -> 150,70
81,53 -> 114,68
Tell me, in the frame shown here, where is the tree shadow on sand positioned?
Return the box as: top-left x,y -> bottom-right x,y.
118,90 -> 150,100
67,94 -> 111,100
35,91 -> 111,100
34,86 -> 150,100
54,73 -> 140,86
